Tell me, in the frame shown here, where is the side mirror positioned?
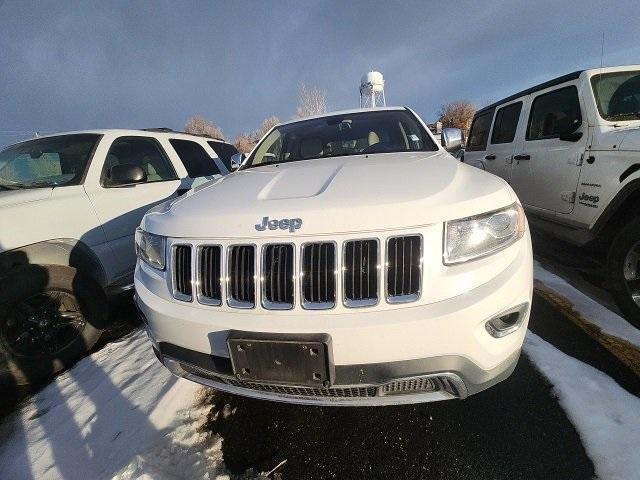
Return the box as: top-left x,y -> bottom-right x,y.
559,131 -> 583,142
108,164 -> 147,187
230,153 -> 246,171
441,128 -> 464,153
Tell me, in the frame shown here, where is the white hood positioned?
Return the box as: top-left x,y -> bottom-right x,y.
141,152 -> 514,238
0,188 -> 53,208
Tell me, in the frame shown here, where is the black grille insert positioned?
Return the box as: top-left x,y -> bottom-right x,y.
173,245 -> 192,300
302,242 -> 336,309
228,245 -> 255,308
343,240 -> 378,307
386,235 -> 422,302
198,245 -> 222,305
262,244 -> 294,309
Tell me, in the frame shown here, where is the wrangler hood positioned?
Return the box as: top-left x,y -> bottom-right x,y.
141,152 -> 514,238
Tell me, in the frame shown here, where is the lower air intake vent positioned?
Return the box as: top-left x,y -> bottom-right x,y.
262,244 -> 294,309
173,245 -> 192,301
343,239 -> 379,307
228,245 -> 255,308
198,245 -> 222,305
302,242 -> 336,309
386,235 -> 422,303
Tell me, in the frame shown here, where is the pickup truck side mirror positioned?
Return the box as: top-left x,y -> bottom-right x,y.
441,128 -> 464,153
230,153 -> 246,171
107,164 -> 147,187
558,131 -> 583,142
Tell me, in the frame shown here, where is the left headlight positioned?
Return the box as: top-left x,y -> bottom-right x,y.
135,228 -> 166,270
444,203 -> 525,265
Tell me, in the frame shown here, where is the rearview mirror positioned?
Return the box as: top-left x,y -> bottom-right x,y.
107,164 -> 147,187
441,128 -> 464,153
230,153 -> 246,171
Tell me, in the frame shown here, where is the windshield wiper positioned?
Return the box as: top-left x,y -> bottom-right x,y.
0,180 -> 54,190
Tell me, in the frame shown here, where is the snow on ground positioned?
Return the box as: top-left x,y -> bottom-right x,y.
0,330 -> 229,480
534,261 -> 640,348
524,332 -> 640,480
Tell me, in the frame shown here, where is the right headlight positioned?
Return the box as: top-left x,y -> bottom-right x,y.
444,203 -> 525,265
135,228 -> 166,270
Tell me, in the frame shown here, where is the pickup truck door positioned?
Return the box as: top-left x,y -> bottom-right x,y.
84,135 -> 183,282
510,84 -> 586,214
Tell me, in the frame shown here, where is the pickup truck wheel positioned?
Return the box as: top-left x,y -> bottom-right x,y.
0,265 -> 105,385
608,218 -> 640,328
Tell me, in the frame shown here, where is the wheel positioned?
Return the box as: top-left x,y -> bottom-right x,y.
608,218 -> 640,328
0,265 -> 106,385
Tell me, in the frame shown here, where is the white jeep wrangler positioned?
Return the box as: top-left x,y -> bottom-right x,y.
465,65 -> 640,327
0,129 -> 237,383
135,107 -> 533,406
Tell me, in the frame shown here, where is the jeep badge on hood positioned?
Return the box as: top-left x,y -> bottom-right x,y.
255,216 -> 303,232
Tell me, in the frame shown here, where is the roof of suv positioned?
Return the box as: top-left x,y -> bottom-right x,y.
12,128 -> 230,144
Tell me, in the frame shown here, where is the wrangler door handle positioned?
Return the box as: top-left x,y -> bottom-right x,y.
485,154 -> 496,160
513,154 -> 531,161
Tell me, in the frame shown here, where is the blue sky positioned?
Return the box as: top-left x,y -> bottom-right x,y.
1,0 -> 639,145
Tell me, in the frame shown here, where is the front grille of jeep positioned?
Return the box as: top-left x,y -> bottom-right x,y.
386,235 -> 422,303
262,244 -> 294,309
228,245 -> 256,308
301,242 -> 336,309
171,234 -> 424,309
343,240 -> 379,307
172,245 -> 192,301
197,245 -> 222,305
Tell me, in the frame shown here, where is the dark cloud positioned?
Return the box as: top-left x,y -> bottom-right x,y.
1,0 -> 639,145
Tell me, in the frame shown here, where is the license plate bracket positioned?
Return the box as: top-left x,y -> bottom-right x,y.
227,331 -> 334,387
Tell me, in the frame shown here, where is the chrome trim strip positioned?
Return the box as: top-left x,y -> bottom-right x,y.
196,244 -> 223,306
261,243 -> 295,310
342,238 -> 380,308
300,240 -> 338,310
385,234 -> 423,304
171,244 -> 193,302
226,244 -> 257,309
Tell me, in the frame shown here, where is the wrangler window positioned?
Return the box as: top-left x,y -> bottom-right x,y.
526,86 -> 582,141
467,110 -> 494,151
491,102 -> 522,144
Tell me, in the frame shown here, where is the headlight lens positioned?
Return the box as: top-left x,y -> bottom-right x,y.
444,203 -> 525,264
135,228 -> 166,270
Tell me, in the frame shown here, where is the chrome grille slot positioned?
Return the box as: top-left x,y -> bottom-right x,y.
197,245 -> 222,305
262,244 -> 294,309
343,239 -> 379,307
386,235 -> 422,303
172,245 -> 192,301
227,245 -> 256,308
301,242 -> 336,309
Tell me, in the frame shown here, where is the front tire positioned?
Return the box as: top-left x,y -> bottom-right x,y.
608,218 -> 640,329
0,265 -> 106,385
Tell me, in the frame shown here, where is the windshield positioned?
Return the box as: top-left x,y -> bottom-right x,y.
243,110 -> 437,169
591,70 -> 640,121
0,134 -> 100,190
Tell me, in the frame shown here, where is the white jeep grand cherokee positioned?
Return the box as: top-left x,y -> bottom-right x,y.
135,107 -> 533,405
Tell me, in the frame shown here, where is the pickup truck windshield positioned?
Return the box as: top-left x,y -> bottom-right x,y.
591,70 -> 640,121
243,109 -> 437,169
0,134 -> 100,190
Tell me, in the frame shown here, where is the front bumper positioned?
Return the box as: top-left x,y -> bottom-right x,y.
135,232 -> 532,405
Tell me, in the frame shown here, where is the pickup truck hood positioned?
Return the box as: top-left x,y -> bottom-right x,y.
142,151 -> 514,238
0,188 -> 53,208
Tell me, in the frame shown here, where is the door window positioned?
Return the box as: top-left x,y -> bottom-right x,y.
102,136 -> 177,186
207,141 -> 239,171
169,139 -> 221,177
467,110 -> 494,151
526,86 -> 582,141
490,102 -> 523,144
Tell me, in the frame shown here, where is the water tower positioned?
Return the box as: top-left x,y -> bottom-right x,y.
359,71 -> 386,108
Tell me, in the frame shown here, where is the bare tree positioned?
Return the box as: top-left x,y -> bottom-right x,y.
437,100 -> 476,136
233,133 -> 254,154
250,116 -> 280,143
295,84 -> 327,118
184,115 -> 225,140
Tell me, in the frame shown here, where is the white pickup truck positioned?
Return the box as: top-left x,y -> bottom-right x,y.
0,129 -> 237,383
135,107 -> 533,406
